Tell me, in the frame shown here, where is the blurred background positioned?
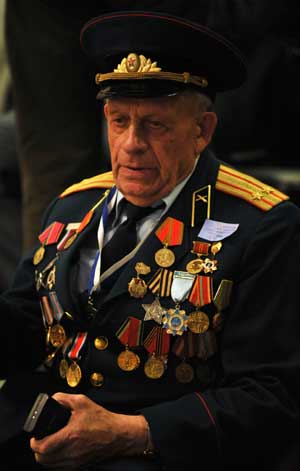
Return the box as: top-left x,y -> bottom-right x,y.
0,0 -> 299,293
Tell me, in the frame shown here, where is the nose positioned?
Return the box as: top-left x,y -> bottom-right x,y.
123,124 -> 148,154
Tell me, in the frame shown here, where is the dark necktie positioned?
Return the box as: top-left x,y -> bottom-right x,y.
101,199 -> 161,274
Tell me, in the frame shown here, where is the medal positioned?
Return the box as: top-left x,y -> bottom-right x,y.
163,307 -> 188,336
66,361 -> 82,388
186,241 -> 211,274
175,361 -> 194,383
213,279 -> 233,311
128,262 -> 150,298
33,246 -> 45,266
47,265 -> 56,290
66,332 -> 88,387
187,310 -> 210,334
116,317 -> 143,371
155,247 -> 175,268
49,323 -> 67,348
142,297 -> 166,324
117,348 -> 140,371
154,217 -> 184,268
33,221 -> 65,265
128,277 -> 147,298
63,232 -> 77,249
58,336 -> 73,379
59,358 -> 69,379
162,271 -> 195,336
143,327 -> 170,379
144,354 -> 165,379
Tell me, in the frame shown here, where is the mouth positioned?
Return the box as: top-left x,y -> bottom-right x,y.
120,166 -> 155,178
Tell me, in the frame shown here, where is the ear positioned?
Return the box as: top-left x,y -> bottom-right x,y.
103,103 -> 109,119
195,111 -> 218,154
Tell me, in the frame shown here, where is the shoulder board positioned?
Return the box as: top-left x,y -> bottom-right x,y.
215,164 -> 289,211
59,171 -> 114,198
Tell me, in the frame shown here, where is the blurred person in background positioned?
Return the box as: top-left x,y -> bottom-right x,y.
0,0 -> 21,291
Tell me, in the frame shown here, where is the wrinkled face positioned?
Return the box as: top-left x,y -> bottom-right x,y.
104,94 -> 208,206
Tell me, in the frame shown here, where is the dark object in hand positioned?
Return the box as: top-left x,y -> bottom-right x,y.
23,392 -> 71,439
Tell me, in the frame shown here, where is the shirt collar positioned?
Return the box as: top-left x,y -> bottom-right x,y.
114,154 -> 200,214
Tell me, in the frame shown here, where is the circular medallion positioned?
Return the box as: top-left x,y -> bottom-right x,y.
63,233 -> 77,249
117,349 -> 140,371
186,258 -> 204,274
59,358 -> 69,379
175,361 -> 194,383
144,355 -> 165,379
49,324 -> 67,348
66,362 -> 82,388
33,246 -> 45,266
187,311 -> 210,334
128,277 -> 147,298
154,247 -> 175,267
90,371 -> 104,387
94,336 -> 108,351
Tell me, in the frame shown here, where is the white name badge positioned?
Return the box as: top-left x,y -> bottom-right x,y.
198,219 -> 239,241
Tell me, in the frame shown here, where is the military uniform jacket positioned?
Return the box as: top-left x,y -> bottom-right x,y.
1,149 -> 300,470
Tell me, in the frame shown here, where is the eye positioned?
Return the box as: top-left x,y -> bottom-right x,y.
109,115 -> 128,131
145,120 -> 168,133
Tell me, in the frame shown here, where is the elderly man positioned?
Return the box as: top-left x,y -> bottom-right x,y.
1,11 -> 300,471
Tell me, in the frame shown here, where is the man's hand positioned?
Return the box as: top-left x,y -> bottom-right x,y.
30,392 -> 149,468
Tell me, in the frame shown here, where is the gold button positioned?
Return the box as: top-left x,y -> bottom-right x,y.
94,336 -> 108,350
90,372 -> 104,387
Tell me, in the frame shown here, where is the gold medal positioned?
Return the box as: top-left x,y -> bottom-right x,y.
47,265 -> 56,290
94,336 -> 108,350
66,361 -> 82,387
211,241 -> 222,256
59,358 -> 69,379
128,277 -> 147,298
33,246 -> 45,266
175,361 -> 194,383
144,355 -> 165,379
63,232 -> 77,249
187,311 -> 210,334
117,348 -> 140,371
49,323 -> 67,348
135,262 -> 151,276
155,247 -> 175,268
186,258 -> 204,274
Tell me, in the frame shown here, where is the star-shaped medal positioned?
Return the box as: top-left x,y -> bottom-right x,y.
142,297 -> 165,324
